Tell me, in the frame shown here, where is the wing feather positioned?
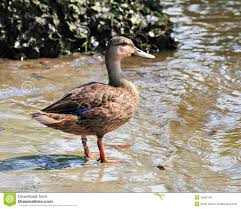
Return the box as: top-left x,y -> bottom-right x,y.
42,82 -> 123,115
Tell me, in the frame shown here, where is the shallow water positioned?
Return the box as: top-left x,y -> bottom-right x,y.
0,0 -> 240,192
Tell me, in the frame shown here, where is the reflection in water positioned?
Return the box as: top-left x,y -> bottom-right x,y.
0,0 -> 240,192
0,155 -> 86,171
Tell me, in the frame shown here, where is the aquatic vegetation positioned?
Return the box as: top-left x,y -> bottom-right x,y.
0,0 -> 177,59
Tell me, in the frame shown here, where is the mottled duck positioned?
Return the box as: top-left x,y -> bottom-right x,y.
31,36 -> 155,163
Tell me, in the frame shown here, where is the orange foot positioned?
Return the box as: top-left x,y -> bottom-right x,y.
105,143 -> 132,150
97,158 -> 125,164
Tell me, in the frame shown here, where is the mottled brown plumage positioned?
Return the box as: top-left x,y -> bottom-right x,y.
31,36 -> 155,163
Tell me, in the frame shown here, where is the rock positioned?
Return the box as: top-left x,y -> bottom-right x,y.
157,164 -> 165,170
0,0 -> 178,59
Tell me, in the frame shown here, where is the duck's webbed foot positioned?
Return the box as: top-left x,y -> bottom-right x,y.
97,158 -> 124,163
97,135 -> 124,163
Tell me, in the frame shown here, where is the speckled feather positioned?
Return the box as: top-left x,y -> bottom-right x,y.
32,81 -> 139,136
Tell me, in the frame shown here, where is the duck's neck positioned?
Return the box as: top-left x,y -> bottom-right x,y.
105,55 -> 126,87
105,53 -> 139,99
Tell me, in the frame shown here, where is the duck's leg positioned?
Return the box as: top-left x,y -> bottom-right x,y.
81,136 -> 99,160
81,136 -> 90,158
97,136 -> 105,162
97,135 -> 122,163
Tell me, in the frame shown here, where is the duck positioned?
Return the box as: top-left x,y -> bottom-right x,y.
31,36 -> 155,163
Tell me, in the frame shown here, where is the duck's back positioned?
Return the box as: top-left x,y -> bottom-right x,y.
32,82 -> 139,136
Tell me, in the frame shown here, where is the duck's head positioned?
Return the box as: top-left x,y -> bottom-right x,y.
106,36 -> 155,60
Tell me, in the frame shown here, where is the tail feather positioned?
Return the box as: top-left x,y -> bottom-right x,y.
30,111 -> 61,125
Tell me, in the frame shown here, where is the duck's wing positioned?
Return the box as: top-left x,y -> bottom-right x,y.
41,82 -> 122,115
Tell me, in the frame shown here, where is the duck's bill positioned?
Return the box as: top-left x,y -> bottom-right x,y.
133,47 -> 155,59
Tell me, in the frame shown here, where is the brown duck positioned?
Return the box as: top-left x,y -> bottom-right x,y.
31,36 -> 155,163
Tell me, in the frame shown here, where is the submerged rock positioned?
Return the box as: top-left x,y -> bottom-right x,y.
157,164 -> 165,170
0,0 -> 177,59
